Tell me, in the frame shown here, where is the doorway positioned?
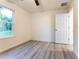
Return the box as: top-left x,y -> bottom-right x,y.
55,9 -> 73,45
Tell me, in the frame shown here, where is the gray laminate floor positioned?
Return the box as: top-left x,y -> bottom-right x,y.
0,40 -> 77,59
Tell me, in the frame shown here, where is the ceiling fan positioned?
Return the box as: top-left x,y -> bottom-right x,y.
34,0 -> 40,6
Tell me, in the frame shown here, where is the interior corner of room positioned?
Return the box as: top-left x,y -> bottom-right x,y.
0,0 -> 78,59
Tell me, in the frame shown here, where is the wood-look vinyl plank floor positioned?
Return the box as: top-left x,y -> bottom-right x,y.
0,40 -> 77,59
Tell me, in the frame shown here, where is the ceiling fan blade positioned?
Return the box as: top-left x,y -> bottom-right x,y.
34,0 -> 39,6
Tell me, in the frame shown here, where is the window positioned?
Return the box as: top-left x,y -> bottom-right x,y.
0,5 -> 14,39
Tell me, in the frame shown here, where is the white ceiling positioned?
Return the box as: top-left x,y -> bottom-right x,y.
8,0 -> 72,12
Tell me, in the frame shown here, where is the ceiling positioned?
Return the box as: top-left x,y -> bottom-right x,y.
7,0 -> 72,12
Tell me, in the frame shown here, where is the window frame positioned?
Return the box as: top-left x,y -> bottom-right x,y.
0,4 -> 15,39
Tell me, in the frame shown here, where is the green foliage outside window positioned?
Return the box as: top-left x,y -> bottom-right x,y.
0,6 -> 14,38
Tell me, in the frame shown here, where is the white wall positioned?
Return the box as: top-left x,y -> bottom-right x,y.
31,12 -> 52,42
73,0 -> 78,57
69,0 -> 78,57
31,9 -> 68,42
0,0 -> 31,53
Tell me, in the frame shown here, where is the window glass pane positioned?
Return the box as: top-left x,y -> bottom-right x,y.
0,6 -> 14,38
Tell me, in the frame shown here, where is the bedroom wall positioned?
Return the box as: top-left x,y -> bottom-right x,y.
31,9 -> 68,42
69,0 -> 78,57
0,0 -> 31,53
73,0 -> 78,57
